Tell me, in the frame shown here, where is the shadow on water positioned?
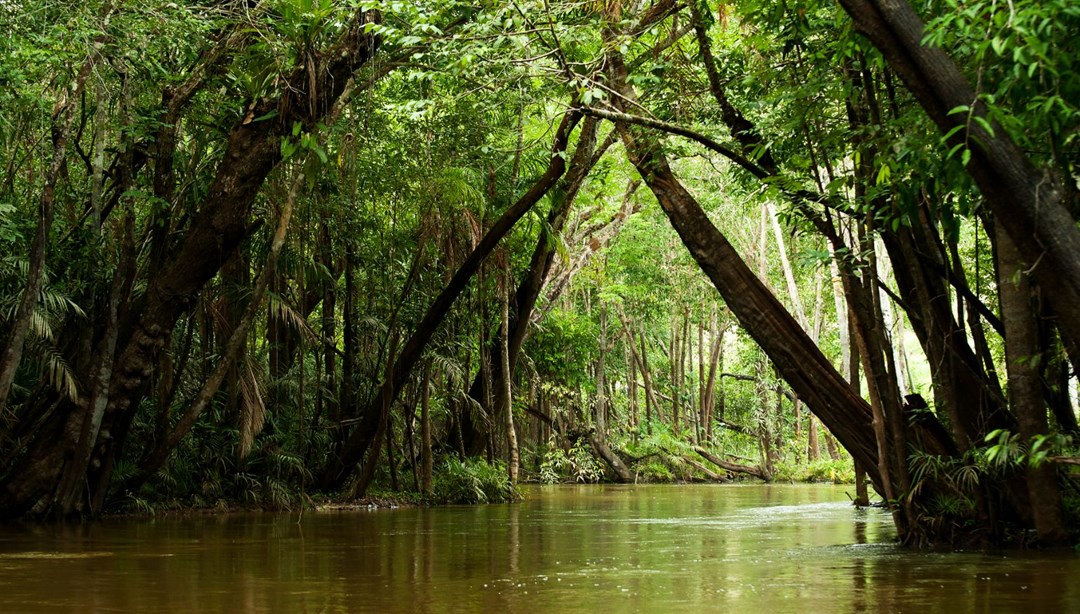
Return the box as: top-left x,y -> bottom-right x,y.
0,484 -> 1077,612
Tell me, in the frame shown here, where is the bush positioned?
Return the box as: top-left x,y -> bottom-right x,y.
537,439 -> 603,483
430,457 -> 519,504
771,458 -> 855,483
636,460 -> 674,481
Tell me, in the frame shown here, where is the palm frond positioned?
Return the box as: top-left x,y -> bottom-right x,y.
27,339 -> 80,402
426,350 -> 464,390
237,357 -> 267,461
266,290 -> 319,343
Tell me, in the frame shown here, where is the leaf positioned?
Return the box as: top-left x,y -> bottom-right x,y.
972,115 -> 995,138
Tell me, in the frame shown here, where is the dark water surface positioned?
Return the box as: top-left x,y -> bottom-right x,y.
0,484 -> 1077,612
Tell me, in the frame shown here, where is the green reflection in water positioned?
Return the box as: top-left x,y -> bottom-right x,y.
0,484 -> 1076,612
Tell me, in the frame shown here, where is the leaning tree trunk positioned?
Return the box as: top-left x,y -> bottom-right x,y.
456,116 -> 605,456
601,40 -> 886,498
119,159 -> 305,495
319,109 -> 582,491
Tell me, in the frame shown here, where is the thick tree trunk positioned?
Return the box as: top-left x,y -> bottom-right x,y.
881,207 -> 1012,452
121,161 -> 304,494
0,11 -> 381,518
588,433 -> 633,482
52,244 -> 126,516
996,227 -> 1068,545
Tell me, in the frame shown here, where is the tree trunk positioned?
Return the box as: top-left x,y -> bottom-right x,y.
807,414 -> 821,462
319,109 -> 582,491
588,433 -> 633,482
996,226 -> 1068,545
455,117 -> 607,456
628,332 -> 639,436
52,239 -> 127,515
669,311 -> 680,433
120,159 -> 305,494
0,12 -> 383,519
638,328 -> 660,429
416,361 -> 431,495
500,277 -> 519,483
594,303 -> 608,443
697,316 -> 705,443
0,62 -> 88,414
602,42 -> 884,497
703,311 -> 725,439
694,446 -> 770,481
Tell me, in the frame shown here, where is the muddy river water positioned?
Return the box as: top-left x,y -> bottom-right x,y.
1,484 -> 1077,612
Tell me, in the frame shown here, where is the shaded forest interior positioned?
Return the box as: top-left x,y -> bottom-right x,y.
1,0 -> 1080,547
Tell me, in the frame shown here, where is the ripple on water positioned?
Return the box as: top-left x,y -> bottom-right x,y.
0,551 -> 115,559
620,501 -> 892,532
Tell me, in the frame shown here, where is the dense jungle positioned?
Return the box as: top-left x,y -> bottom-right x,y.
1,0 -> 1079,550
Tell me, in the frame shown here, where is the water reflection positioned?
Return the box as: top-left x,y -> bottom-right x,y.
0,484 -> 1077,612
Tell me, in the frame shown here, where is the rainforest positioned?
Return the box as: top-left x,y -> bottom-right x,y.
1,0 -> 1079,555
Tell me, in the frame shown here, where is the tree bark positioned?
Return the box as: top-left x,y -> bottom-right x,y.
588,432 -> 633,482
996,226 -> 1068,545
121,157 -> 305,494
500,277 -> 519,484
0,10 -> 382,518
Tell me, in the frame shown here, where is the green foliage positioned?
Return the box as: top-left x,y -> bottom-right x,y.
982,429 -> 1077,470
538,438 -> 603,484
771,458 -> 855,484
527,310 -> 598,388
982,428 -> 1025,468
429,457 -> 519,504
619,425 -> 711,482
636,460 -> 674,482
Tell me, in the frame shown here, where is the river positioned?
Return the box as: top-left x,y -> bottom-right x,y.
0,484 -> 1077,612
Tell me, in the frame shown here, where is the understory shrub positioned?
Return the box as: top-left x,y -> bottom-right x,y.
538,438 -> 603,483
430,457 -> 518,504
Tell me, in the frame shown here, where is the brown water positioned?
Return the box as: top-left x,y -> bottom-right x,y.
0,484 -> 1077,612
